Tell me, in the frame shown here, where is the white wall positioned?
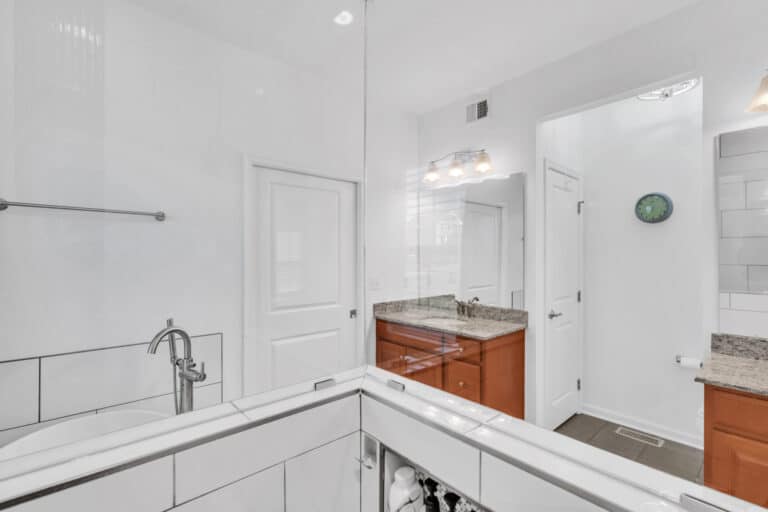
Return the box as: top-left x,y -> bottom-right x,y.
408,0 -> 768,425
542,88 -> 705,446
0,0 -> 364,402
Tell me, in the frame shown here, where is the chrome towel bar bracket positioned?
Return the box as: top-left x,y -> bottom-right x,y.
0,197 -> 165,221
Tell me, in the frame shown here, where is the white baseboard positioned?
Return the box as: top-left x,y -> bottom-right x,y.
580,403 -> 703,450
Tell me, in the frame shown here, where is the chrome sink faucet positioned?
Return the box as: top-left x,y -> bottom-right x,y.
455,296 -> 481,317
148,318 -> 206,414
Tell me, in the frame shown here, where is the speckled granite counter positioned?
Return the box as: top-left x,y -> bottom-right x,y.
374,296 -> 527,341
696,333 -> 768,396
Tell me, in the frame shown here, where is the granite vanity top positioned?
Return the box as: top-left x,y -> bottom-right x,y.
374,296 -> 527,341
695,333 -> 768,397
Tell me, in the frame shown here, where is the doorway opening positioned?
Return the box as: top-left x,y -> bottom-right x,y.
538,78 -> 705,482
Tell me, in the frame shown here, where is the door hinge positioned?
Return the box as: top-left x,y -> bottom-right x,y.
577,378 -> 581,391
577,200 -> 585,214
349,309 -> 357,319
577,290 -> 582,303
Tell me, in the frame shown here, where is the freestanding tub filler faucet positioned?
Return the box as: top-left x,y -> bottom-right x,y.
148,318 -> 206,414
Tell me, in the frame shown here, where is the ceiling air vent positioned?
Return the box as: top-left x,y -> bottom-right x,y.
466,99 -> 488,123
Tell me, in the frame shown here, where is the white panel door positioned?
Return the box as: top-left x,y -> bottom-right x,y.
459,202 -> 502,305
285,432 -> 360,512
244,167 -> 357,395
543,162 -> 582,430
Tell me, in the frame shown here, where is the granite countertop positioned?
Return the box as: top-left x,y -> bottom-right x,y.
696,352 -> 768,397
375,308 -> 526,341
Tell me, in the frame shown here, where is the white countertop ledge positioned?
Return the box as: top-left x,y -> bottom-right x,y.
0,365 -> 762,512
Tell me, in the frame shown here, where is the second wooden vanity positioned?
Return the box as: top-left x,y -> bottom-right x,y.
696,334 -> 768,507
375,318 -> 525,418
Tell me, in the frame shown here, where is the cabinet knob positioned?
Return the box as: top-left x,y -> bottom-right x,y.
458,381 -> 466,388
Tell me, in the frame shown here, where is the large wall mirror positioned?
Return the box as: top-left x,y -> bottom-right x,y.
365,0 -> 768,505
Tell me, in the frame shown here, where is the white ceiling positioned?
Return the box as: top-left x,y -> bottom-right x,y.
127,0 -> 702,114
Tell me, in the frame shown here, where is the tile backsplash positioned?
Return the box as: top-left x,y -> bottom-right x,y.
0,334 -> 222,448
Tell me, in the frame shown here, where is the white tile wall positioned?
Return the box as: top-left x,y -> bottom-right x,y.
720,306 -> 768,338
0,360 -> 39,430
721,209 -> 768,237
481,453 -> 604,511
719,265 -> 747,291
746,180 -> 768,209
719,293 -> 730,309
285,433 -> 360,512
7,457 -> 173,512
173,464 -> 283,512
361,396 -> 481,501
718,181 -> 746,210
174,395 -> 359,503
729,292 -> 768,312
719,237 -> 768,265
748,266 -> 768,292
40,334 -> 221,420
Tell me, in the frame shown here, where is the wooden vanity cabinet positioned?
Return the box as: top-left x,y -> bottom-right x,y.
704,385 -> 768,506
375,319 -> 525,419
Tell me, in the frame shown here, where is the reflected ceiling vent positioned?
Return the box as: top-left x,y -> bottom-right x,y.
637,78 -> 699,101
466,99 -> 488,123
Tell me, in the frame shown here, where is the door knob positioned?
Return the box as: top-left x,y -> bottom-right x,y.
548,310 -> 563,320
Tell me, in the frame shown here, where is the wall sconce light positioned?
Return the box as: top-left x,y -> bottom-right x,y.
747,70 -> 768,113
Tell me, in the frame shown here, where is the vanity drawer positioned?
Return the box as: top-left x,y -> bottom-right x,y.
707,386 -> 768,440
444,360 -> 481,402
376,320 -> 443,353
444,337 -> 482,364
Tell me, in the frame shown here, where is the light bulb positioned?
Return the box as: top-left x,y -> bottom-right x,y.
448,157 -> 464,178
475,150 -> 492,173
747,73 -> 768,113
423,162 -> 440,183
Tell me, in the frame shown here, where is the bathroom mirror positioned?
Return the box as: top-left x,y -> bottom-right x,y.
717,125 -> 768,336
364,0 -> 768,504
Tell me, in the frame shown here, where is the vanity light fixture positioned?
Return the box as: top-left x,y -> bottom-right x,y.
333,10 -> 354,25
422,149 -> 495,184
747,70 -> 768,113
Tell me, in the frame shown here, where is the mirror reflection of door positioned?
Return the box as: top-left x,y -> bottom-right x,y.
459,201 -> 503,305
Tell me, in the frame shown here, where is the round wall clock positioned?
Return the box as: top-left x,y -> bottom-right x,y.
635,193 -> 673,223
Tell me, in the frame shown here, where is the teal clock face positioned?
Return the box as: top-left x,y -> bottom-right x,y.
635,193 -> 673,223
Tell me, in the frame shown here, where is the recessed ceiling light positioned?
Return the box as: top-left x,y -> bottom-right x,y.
334,10 -> 354,26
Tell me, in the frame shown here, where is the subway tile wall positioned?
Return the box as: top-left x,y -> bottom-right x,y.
0,334 -> 222,448
717,129 -> 768,338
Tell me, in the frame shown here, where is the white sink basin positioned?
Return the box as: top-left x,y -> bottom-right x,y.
0,409 -> 169,461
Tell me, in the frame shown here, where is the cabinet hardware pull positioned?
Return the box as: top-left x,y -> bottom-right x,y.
459,381 -> 466,388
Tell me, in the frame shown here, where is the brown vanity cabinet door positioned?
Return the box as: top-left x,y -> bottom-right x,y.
444,360 -> 481,402
404,347 -> 443,389
482,331 -> 525,418
376,339 -> 405,375
708,429 -> 768,506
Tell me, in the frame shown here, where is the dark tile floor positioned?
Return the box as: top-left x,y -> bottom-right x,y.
555,414 -> 703,483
